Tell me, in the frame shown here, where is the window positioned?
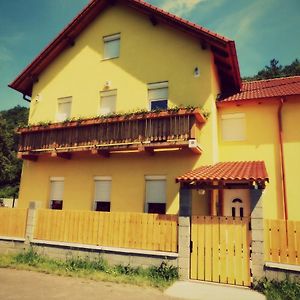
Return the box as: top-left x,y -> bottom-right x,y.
103,33 -> 120,59
49,177 -> 64,210
221,113 -> 246,141
100,90 -> 117,115
94,176 -> 112,212
231,198 -> 244,218
148,82 -> 168,111
56,97 -> 72,122
145,176 -> 166,214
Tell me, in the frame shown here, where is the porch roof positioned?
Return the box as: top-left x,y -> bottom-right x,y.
176,161 -> 269,185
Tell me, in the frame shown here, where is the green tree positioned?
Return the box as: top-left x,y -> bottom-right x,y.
0,106 -> 29,197
243,58 -> 300,81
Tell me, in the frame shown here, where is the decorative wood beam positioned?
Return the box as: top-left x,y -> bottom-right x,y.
200,40 -> 207,50
17,152 -> 38,161
91,148 -> 110,158
66,36 -> 75,47
149,15 -> 158,26
211,45 -> 229,58
51,151 -> 72,160
214,58 -> 232,71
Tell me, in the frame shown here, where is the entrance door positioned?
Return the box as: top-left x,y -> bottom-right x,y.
190,216 -> 251,286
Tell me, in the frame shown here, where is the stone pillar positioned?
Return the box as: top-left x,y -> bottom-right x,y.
178,187 -> 192,280
250,189 -> 265,280
25,201 -> 41,246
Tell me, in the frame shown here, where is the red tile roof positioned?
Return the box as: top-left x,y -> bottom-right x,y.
176,161 -> 269,183
9,0 -> 241,97
220,76 -> 300,102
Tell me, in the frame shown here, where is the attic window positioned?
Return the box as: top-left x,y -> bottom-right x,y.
148,82 -> 168,111
103,33 -> 120,59
56,97 -> 72,122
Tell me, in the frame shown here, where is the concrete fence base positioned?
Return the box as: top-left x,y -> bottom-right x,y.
0,238 -> 178,269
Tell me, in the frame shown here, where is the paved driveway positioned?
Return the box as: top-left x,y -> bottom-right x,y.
0,268 -> 181,300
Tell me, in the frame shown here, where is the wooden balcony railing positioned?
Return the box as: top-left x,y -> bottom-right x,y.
17,109 -> 206,160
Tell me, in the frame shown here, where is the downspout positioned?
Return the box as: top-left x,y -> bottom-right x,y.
277,98 -> 288,220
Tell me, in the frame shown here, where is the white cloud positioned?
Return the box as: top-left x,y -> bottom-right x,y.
160,0 -> 205,16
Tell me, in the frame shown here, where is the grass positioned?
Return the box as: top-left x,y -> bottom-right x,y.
0,248 -> 178,289
253,277 -> 300,300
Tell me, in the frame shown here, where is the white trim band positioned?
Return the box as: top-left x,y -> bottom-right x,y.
265,261 -> 300,272
0,236 -> 25,242
31,239 -> 178,258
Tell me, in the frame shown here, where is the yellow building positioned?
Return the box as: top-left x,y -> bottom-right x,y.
9,0 -> 300,221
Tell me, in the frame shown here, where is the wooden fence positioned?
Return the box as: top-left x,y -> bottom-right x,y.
191,216 -> 251,286
34,209 -> 178,253
0,208 -> 27,238
264,219 -> 300,265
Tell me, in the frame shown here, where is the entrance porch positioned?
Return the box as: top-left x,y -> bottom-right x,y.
176,161 -> 269,285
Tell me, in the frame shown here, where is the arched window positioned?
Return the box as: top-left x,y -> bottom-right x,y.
231,198 -> 244,218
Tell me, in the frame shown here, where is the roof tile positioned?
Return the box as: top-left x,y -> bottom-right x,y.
221,76 -> 300,102
176,161 -> 269,183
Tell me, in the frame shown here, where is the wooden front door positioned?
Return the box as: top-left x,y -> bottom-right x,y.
190,216 -> 251,286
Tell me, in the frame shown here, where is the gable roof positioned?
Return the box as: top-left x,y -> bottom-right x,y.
176,161 -> 269,184
220,76 -> 300,103
9,0 -> 241,98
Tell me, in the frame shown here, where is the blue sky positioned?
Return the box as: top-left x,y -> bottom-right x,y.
0,0 -> 299,110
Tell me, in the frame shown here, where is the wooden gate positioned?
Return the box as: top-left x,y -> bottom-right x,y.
191,216 -> 251,286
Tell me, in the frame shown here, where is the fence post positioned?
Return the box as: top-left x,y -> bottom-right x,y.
25,201 -> 41,246
178,187 -> 192,280
250,189 -> 265,280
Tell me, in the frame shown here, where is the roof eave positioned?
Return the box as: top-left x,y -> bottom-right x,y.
9,0 -> 241,97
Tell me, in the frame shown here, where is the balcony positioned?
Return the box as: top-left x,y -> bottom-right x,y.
17,108 -> 206,160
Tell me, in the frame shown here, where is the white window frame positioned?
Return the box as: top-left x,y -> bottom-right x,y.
94,176 -> 112,211
145,175 -> 166,213
56,97 -> 72,122
99,90 -> 117,115
148,82 -> 168,111
103,33 -> 120,60
49,177 -> 64,210
221,113 -> 246,142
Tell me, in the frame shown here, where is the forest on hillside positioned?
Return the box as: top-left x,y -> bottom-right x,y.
0,106 -> 28,197
0,58 -> 299,197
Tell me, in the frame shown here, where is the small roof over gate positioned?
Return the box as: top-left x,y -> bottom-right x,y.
176,161 -> 269,188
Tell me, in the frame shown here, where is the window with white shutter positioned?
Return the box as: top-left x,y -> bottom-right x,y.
103,33 -> 120,59
49,177 -> 64,210
94,176 -> 112,212
100,90 -> 117,115
148,82 -> 168,111
221,113 -> 246,141
145,176 -> 166,214
56,97 -> 72,122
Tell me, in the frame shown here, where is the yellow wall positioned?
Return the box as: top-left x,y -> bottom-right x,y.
218,97 -> 300,220
29,3 -> 214,124
18,2 -> 221,215
19,151 -> 208,214
282,98 -> 300,220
